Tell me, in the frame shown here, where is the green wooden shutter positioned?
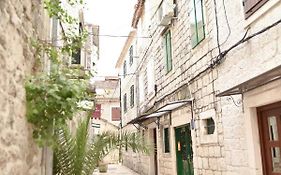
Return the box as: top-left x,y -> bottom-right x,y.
164,128 -> 170,153
190,0 -> 197,47
190,0 -> 205,48
195,0 -> 205,43
165,31 -> 172,73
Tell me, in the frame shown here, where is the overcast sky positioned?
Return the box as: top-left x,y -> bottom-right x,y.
84,0 -> 136,76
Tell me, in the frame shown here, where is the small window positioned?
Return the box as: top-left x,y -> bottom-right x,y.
129,46 -> 133,65
123,61 -> 127,78
72,50 -> 81,64
111,107 -> 121,121
123,93 -> 127,113
204,118 -> 215,135
130,85 -> 134,108
243,0 -> 269,19
163,128 -> 170,153
164,30 -> 172,73
72,22 -> 83,64
92,104 -> 101,119
190,0 -> 205,48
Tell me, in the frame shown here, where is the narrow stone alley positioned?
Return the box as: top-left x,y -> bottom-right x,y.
92,164 -> 139,175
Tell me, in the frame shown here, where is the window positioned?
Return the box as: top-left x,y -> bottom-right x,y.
163,128 -> 170,153
111,107 -> 121,121
123,93 -> 127,113
243,0 -> 269,19
190,0 -> 205,48
130,85 -> 134,108
129,46 -> 133,65
72,50 -> 81,64
72,22 -> 83,64
123,61 -> 127,78
164,30 -> 172,73
92,104 -> 101,119
204,118 -> 215,135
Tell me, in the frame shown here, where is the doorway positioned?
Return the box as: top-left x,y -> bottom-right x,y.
258,102 -> 281,175
153,128 -> 158,175
175,124 -> 194,175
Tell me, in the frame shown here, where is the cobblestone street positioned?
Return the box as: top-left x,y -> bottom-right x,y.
93,164 -> 139,175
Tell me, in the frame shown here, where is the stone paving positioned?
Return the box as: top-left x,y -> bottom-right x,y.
93,164 -> 139,175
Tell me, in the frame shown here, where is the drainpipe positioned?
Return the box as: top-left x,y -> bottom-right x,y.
119,76 -> 123,128
118,75 -> 122,163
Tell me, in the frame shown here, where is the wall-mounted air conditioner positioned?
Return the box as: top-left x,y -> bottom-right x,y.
158,0 -> 175,26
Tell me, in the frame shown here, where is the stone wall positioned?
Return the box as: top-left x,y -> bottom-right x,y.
124,0 -> 281,174
0,0 -> 50,174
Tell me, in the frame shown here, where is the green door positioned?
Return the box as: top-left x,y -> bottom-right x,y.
175,124 -> 194,175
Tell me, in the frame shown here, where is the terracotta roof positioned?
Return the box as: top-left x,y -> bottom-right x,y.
131,0 -> 145,28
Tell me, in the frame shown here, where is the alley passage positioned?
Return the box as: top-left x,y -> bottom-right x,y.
93,164 -> 139,175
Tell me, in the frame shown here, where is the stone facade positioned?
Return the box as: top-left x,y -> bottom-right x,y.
121,0 -> 281,175
0,0 -> 51,174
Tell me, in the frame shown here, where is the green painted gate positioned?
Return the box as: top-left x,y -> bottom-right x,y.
175,125 -> 194,175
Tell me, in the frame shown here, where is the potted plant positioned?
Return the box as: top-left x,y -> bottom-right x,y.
98,160 -> 108,173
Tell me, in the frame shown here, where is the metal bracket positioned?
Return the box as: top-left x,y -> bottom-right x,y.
132,123 -> 139,130
154,117 -> 160,129
137,122 -> 148,130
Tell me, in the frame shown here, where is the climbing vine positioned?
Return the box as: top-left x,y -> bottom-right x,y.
25,0 -> 93,146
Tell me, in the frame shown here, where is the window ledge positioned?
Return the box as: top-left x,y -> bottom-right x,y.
244,0 -> 281,28
199,109 -> 218,145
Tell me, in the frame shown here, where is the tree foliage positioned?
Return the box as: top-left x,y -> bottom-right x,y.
25,0 -> 92,146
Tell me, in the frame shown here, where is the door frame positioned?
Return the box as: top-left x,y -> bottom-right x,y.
175,124 -> 194,175
257,101 -> 281,175
153,128 -> 158,175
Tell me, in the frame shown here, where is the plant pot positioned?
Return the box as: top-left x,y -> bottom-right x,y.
98,162 -> 108,173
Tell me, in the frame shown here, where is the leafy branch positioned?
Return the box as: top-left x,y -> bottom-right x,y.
25,0 -> 93,146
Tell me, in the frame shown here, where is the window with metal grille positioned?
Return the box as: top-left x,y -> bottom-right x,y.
190,0 -> 205,48
164,30 -> 172,73
205,118 -> 215,135
111,107 -> 121,121
123,93 -> 127,113
243,0 -> 269,19
123,61 -> 127,78
129,46 -> 133,65
164,127 -> 170,153
130,85 -> 134,108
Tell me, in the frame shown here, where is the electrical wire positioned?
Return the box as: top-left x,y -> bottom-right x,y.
151,18 -> 281,109
88,33 -> 152,38
220,0 -> 231,45
213,0 -> 222,58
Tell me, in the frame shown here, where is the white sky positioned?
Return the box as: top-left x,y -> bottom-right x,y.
83,0 -> 136,76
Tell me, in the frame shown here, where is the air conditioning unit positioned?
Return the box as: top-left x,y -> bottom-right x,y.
158,0 -> 175,26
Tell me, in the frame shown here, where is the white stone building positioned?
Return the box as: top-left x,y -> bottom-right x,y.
115,31 -> 139,129
119,0 -> 281,175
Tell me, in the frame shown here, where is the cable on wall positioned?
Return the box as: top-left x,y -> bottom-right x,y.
152,18 -> 281,109
213,0 -> 222,58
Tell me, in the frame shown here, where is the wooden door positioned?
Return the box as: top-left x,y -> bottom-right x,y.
153,128 -> 158,175
175,124 -> 194,175
258,102 -> 281,175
